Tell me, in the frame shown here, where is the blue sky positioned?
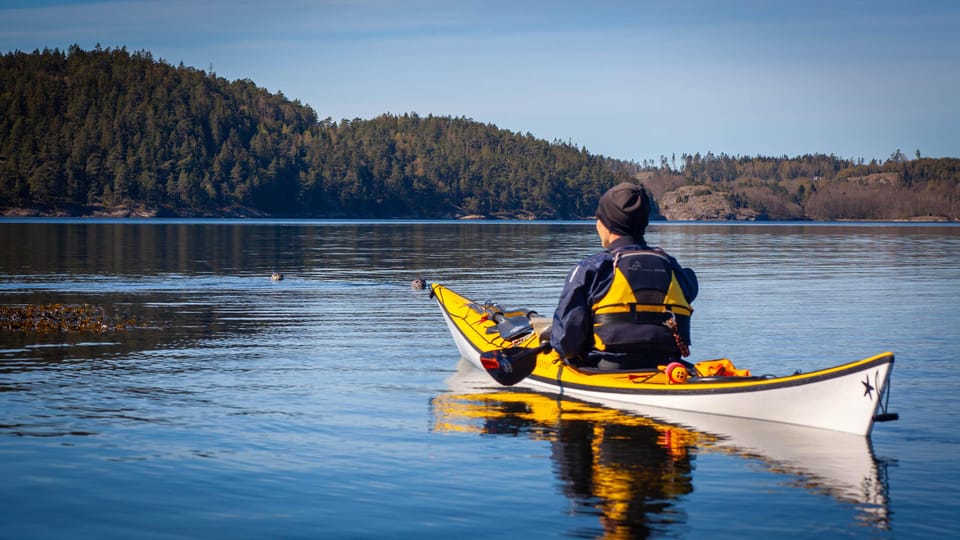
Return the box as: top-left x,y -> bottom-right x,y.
2,0 -> 958,163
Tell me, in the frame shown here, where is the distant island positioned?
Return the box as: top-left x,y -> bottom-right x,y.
1,46 -> 957,221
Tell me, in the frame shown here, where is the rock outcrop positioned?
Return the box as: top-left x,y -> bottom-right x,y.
657,185 -> 762,221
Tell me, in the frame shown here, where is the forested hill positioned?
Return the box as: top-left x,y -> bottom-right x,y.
0,46 -> 625,219
1,46 -> 958,221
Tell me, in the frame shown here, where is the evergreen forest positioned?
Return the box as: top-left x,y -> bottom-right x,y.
1,46 -> 958,221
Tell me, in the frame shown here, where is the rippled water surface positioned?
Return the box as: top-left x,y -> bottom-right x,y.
1,219 -> 959,539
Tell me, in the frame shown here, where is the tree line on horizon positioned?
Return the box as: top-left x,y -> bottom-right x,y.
1,46 -> 958,221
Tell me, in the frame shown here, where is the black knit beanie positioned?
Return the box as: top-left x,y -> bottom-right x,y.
595,183 -> 650,238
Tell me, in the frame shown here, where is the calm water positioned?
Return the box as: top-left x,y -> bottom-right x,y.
1,219 -> 958,539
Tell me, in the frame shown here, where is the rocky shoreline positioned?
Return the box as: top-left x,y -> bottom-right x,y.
2,198 -> 955,222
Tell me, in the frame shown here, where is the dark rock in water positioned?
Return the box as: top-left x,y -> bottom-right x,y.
0,304 -> 137,333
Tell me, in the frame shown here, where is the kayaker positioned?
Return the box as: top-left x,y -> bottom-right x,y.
548,182 -> 699,370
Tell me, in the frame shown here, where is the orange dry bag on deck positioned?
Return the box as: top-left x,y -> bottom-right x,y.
694,358 -> 751,377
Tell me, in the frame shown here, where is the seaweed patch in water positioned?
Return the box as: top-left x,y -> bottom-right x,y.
0,304 -> 140,334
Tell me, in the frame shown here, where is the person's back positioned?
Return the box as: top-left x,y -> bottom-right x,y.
549,183 -> 698,370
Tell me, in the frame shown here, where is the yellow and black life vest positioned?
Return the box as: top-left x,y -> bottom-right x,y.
592,249 -> 693,356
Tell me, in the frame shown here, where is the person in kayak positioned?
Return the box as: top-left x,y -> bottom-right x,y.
549,182 -> 699,370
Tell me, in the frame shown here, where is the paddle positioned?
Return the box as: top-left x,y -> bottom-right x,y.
478,343 -> 549,386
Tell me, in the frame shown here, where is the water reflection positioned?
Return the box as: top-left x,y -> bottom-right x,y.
0,220 -> 590,278
432,362 -> 891,538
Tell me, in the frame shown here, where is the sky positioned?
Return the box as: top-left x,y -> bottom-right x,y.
2,0 -> 958,163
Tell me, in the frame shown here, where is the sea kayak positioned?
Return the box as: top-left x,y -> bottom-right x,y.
430,283 -> 898,436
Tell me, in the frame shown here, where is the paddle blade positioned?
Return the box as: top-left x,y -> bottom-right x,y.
478,347 -> 540,386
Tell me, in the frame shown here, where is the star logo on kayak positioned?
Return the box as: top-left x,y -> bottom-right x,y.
862,375 -> 875,398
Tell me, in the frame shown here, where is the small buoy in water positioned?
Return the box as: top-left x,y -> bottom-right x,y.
411,278 -> 426,289
271,272 -> 284,281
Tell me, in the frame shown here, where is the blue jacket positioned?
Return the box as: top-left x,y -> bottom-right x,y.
550,236 -> 699,367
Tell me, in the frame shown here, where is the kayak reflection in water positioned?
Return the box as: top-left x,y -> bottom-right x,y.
552,414 -> 697,538
432,381 -> 706,538
432,364 -> 892,538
